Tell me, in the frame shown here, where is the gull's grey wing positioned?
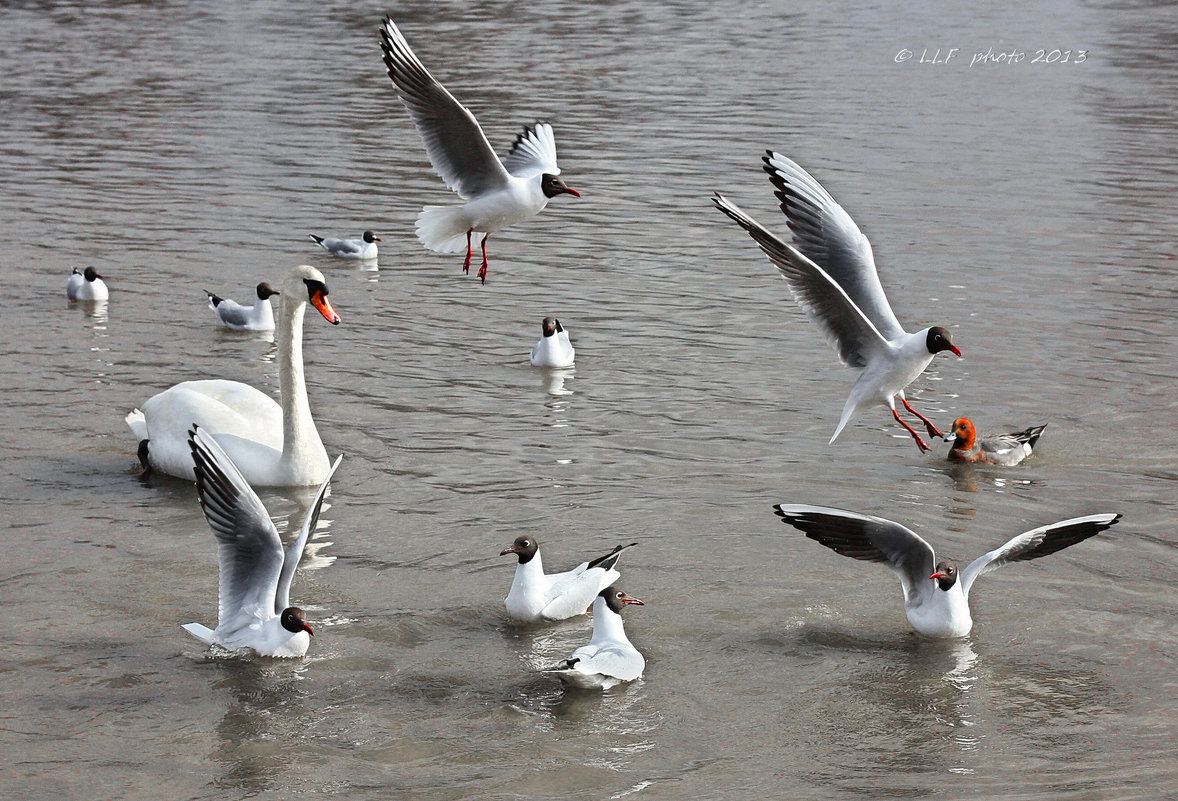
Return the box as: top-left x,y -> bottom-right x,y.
212,299 -> 251,328
960,513 -> 1121,599
380,17 -> 511,200
276,454 -> 343,612
763,152 -> 906,341
713,193 -> 891,369
566,642 -> 645,682
774,503 -> 936,605
189,426 -> 284,633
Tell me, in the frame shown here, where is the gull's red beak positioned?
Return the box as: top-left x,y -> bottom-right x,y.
929,572 -> 947,580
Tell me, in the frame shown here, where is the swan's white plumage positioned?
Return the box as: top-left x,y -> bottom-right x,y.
127,265 -> 339,486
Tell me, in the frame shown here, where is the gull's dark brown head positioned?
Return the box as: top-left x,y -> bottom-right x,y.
929,560 -> 958,591
500,535 -> 539,563
541,173 -> 580,199
926,327 -> 961,357
280,606 -> 314,636
601,586 -> 645,614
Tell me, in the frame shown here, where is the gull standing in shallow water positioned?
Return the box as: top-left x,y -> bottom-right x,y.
713,152 -> 962,451
546,586 -> 646,690
774,504 -> 1120,638
501,536 -> 636,623
206,282 -> 280,331
308,230 -> 380,260
67,267 -> 108,301
529,317 -> 575,367
379,16 -> 580,284
945,418 -> 1047,466
182,425 -> 342,657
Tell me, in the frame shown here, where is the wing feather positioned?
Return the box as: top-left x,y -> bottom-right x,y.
189,426 -> 284,634
713,193 -> 890,368
774,503 -> 936,604
960,513 -> 1121,598
379,17 -> 511,199
763,152 -> 906,340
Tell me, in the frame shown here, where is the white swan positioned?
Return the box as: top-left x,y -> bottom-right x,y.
126,264 -> 341,486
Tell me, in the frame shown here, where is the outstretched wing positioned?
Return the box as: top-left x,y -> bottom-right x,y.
714,193 -> 891,369
763,152 -> 905,340
189,426 -> 284,632
503,122 -> 559,178
276,454 -> 344,612
960,513 -> 1121,598
379,17 -> 511,199
774,503 -> 936,605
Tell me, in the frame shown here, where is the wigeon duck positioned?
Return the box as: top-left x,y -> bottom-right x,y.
945,418 -> 1046,466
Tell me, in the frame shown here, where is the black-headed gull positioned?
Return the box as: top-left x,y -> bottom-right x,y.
546,586 -> 646,690
379,16 -> 580,285
713,152 -> 962,452
501,536 -> 636,623
206,282 -> 280,331
309,230 -> 380,260
774,504 -> 1121,638
529,317 -> 575,368
945,418 -> 1047,466
67,267 -> 108,301
183,425 -> 343,657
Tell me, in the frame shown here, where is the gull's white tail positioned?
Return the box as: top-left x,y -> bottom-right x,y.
416,206 -> 483,253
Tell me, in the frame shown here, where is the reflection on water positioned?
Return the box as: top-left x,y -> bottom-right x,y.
539,366 -> 575,398
208,659 -> 312,796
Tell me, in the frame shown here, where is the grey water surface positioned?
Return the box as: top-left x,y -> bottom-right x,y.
3,1 -> 1176,799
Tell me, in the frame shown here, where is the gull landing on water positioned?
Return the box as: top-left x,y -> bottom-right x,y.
183,425 -> 342,657
309,230 -> 380,260
206,282 -> 280,331
713,152 -> 962,452
774,504 -> 1120,638
501,536 -> 636,623
379,16 -> 580,284
546,586 -> 646,690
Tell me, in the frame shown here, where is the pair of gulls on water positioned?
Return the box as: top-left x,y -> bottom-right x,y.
181,422 -> 642,686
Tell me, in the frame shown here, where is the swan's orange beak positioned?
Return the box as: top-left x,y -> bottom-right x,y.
310,288 -> 341,325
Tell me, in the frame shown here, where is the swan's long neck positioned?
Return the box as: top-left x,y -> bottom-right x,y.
277,294 -> 325,474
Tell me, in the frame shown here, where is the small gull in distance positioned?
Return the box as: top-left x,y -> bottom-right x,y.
67,267 -> 108,301
309,230 -> 380,260
206,282 -> 280,331
530,317 -> 575,368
